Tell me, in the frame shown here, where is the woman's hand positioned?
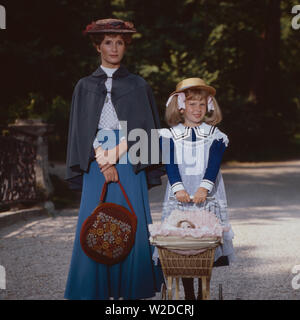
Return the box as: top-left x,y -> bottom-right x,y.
102,165 -> 119,183
175,190 -> 191,203
95,139 -> 127,168
193,187 -> 208,204
95,148 -> 117,167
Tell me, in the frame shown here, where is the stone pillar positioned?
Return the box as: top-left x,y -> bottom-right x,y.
9,119 -> 54,199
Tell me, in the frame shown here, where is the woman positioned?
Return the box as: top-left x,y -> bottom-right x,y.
64,18 -> 164,300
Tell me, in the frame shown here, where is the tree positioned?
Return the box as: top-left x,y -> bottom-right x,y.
0,0 -> 299,161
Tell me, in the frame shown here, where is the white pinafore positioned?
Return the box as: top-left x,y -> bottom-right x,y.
159,123 -> 235,263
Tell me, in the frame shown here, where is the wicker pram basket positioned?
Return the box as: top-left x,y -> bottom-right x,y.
157,244 -> 218,278
153,240 -> 220,300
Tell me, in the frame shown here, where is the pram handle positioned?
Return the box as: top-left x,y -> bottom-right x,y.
169,195 -> 215,201
168,195 -> 224,223
169,195 -> 222,213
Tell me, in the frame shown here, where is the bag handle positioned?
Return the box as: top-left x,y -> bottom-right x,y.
99,181 -> 136,217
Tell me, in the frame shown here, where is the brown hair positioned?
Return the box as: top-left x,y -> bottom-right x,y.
90,33 -> 132,48
165,88 -> 222,127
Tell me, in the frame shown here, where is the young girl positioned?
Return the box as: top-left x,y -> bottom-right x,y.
159,78 -> 235,300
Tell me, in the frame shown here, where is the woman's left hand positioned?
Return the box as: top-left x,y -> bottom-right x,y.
193,187 -> 208,204
95,140 -> 128,168
95,148 -> 118,168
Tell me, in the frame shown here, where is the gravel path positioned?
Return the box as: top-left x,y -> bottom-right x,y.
1,160 -> 300,300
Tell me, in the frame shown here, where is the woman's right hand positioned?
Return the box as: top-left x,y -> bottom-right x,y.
175,190 -> 191,203
101,165 -> 119,183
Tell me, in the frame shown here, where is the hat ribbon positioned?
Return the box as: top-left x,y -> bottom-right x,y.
166,92 -> 186,110
166,93 -> 215,112
207,96 -> 215,112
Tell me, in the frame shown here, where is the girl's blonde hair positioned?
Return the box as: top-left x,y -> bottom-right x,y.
165,88 -> 222,127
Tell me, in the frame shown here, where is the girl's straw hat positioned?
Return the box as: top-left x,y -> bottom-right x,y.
170,78 -> 216,97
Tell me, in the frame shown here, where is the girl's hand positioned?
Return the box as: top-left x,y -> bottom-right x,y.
193,187 -> 208,204
102,165 -> 119,183
175,190 -> 191,203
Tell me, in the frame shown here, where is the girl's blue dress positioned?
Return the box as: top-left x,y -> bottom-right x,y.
64,130 -> 164,300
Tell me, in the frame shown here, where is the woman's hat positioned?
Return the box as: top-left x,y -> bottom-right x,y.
83,18 -> 137,35
170,78 -> 216,97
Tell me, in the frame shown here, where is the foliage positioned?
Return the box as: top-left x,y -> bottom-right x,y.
0,0 -> 299,161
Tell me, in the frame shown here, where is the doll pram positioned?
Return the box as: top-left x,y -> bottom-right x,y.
150,197 -> 223,300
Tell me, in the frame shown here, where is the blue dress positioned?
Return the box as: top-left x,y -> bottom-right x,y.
64,130 -> 164,300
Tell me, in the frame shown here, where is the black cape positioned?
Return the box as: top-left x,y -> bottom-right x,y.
65,65 -> 164,190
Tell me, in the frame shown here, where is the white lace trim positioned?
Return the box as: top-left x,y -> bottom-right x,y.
213,128 -> 229,147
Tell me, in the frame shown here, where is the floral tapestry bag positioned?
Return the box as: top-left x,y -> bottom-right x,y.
80,181 -> 137,265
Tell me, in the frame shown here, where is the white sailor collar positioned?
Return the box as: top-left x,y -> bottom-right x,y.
159,123 -> 229,146
168,123 -> 216,141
